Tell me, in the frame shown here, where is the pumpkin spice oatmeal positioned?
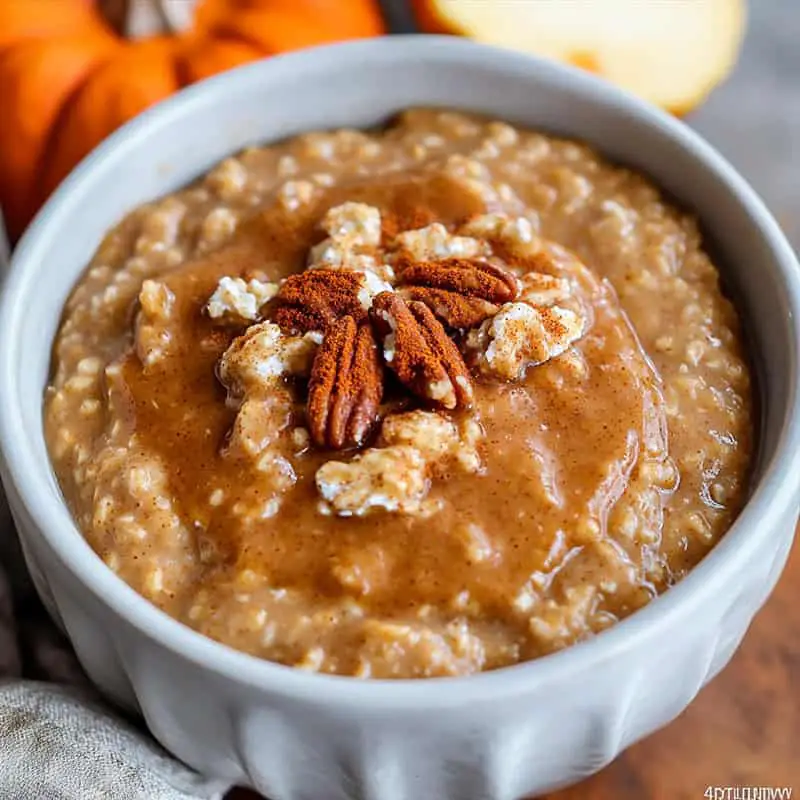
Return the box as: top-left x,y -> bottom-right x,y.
45,110 -> 753,678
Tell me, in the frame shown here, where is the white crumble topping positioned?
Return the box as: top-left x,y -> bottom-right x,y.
395,223 -> 486,261
218,322 -> 319,397
518,272 -> 572,307
307,239 -> 373,269
380,411 -> 472,464
356,270 -> 394,310
321,202 -> 382,247
315,446 -> 429,517
206,276 -> 279,322
307,202 -> 395,284
379,411 -> 462,463
308,241 -> 396,282
378,411 -> 483,475
467,302 -> 586,380
315,411 -> 484,518
460,213 -> 536,245
459,212 -> 543,257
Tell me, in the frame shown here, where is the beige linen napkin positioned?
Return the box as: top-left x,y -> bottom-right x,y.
0,682 -> 229,800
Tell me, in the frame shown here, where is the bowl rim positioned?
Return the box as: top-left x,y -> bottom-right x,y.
1,35 -> 799,709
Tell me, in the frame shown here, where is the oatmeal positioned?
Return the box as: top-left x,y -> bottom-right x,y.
45,110 -> 753,678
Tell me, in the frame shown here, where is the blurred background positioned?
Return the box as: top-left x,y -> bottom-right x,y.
0,1 -> 797,798
676,0 -> 799,248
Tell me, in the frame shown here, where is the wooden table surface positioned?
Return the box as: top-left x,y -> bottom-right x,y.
227,527 -> 799,800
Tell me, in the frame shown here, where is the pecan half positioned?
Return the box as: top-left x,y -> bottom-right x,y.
370,292 -> 473,410
398,257 -> 519,301
307,315 -> 383,449
396,257 -> 518,329
274,269 -> 367,334
398,286 -> 499,330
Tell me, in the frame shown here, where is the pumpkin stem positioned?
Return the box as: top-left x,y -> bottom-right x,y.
98,0 -> 129,36
152,0 -> 177,35
97,0 -> 179,38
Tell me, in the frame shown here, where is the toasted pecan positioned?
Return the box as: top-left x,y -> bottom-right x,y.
274,269 -> 367,334
307,316 -> 383,449
398,286 -> 499,330
407,300 -> 473,408
370,292 -> 473,410
397,257 -> 519,304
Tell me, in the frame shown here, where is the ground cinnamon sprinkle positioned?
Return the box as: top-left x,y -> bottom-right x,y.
347,321 -> 384,440
399,286 -> 498,330
307,316 -> 354,446
307,315 -> 383,449
490,240 -> 558,275
408,299 -> 473,408
381,206 -> 436,244
275,269 -> 367,333
370,292 -> 472,409
371,292 -> 449,390
538,307 -> 570,338
397,256 -> 518,303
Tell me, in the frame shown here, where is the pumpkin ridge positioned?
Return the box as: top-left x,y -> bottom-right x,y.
175,33 -> 261,86
0,0 -> 101,54
199,2 -> 386,53
37,38 -> 179,209
0,34 -> 119,239
30,41 -> 121,200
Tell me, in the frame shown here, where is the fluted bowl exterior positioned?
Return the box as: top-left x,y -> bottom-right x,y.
1,37 -> 798,799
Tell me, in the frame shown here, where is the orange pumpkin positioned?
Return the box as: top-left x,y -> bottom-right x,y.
0,0 -> 385,241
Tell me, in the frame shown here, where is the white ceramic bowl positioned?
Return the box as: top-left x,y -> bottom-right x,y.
1,36 -> 799,800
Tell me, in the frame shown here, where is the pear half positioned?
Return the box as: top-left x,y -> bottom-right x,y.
414,0 -> 746,113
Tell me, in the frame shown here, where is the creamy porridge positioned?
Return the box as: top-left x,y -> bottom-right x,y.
45,110 -> 753,678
